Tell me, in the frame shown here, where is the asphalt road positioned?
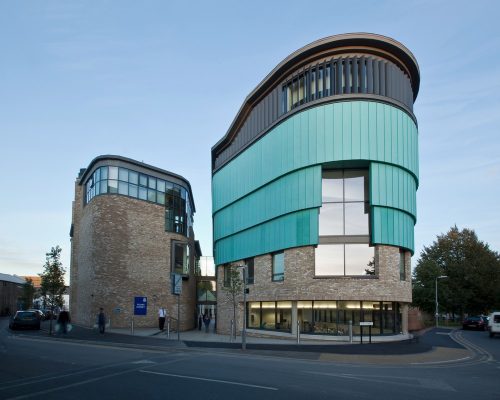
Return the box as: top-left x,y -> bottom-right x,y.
1,318 -> 499,400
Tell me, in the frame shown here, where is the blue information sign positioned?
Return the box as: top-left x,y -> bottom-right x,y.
134,296 -> 147,315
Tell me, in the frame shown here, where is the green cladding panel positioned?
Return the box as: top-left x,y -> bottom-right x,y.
213,100 -> 418,265
215,209 -> 319,264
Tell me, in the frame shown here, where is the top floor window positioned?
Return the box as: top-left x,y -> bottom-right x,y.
84,165 -> 193,237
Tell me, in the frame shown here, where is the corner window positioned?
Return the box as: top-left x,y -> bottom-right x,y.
315,244 -> 374,276
272,252 -> 284,282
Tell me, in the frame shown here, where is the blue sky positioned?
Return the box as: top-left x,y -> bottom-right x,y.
1,0 -> 499,279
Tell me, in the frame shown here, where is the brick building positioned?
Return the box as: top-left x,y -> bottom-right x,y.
70,155 -> 200,330
212,33 -> 420,338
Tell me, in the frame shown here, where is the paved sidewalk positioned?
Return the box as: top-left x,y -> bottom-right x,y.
35,320 -> 473,365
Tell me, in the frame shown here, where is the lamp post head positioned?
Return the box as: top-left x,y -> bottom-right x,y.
437,275 -> 448,279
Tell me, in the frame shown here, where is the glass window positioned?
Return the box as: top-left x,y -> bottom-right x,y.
147,189 -> 156,202
100,181 -> 107,194
344,203 -> 369,235
399,250 -> 406,280
139,174 -> 147,187
248,302 -> 261,329
310,70 -> 316,100
261,302 -> 276,330
344,170 -> 367,202
345,244 -> 374,275
109,166 -> 118,180
322,170 -> 343,202
173,242 -> 189,275
315,245 -> 344,276
157,180 -> 166,192
129,171 -> 138,185
318,67 -> 324,98
129,184 -> 138,198
298,301 -> 313,333
108,180 -> 118,194
139,187 -> 147,200
101,166 -> 108,180
246,258 -> 254,284
148,177 -> 156,190
95,168 -> 101,182
118,181 -> 128,195
276,301 -> 292,332
319,203 -> 343,236
157,192 -> 165,205
272,252 -> 284,281
118,168 -> 128,182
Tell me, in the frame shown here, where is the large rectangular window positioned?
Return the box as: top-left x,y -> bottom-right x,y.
317,169 -> 371,276
399,250 -> 406,281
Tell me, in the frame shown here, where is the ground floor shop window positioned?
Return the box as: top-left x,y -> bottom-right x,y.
247,300 -> 401,335
248,301 -> 292,332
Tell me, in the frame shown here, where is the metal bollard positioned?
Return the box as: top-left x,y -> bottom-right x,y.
230,320 -> 234,342
167,321 -> 170,339
297,320 -> 300,344
131,318 -> 134,336
349,320 -> 353,343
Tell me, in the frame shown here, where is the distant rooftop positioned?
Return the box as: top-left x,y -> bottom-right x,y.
0,273 -> 26,285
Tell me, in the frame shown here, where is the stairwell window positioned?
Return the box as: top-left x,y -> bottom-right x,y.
272,252 -> 285,281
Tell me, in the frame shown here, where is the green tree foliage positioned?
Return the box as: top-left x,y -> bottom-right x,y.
221,265 -> 243,338
40,246 -> 66,333
21,278 -> 36,310
412,226 -> 500,317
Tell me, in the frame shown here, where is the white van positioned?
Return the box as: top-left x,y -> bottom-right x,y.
488,312 -> 500,338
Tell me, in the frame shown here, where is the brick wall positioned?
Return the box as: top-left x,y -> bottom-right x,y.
216,245 -> 412,335
70,190 -> 196,330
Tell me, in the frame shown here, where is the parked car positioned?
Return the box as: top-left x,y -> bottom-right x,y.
9,311 -> 41,330
462,316 -> 487,330
488,312 -> 500,338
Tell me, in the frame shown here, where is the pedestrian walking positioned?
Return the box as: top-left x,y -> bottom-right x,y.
203,313 -> 211,333
57,308 -> 71,334
98,308 -> 106,334
158,307 -> 167,330
198,313 -> 202,331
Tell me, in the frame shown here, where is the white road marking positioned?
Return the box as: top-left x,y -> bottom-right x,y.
139,370 -> 278,391
304,370 -> 456,391
131,359 -> 157,364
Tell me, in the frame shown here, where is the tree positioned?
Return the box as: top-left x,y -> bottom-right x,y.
21,278 -> 36,310
412,226 -> 500,318
221,265 -> 243,339
40,246 -> 66,334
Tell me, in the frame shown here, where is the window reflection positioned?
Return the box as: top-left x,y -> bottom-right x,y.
84,165 -> 193,237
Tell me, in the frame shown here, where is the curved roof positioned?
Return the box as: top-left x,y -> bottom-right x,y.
213,33 -> 420,155
78,155 -> 196,212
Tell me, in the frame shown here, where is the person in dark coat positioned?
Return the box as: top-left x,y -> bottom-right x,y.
57,309 -> 71,334
98,308 -> 106,334
203,313 -> 211,333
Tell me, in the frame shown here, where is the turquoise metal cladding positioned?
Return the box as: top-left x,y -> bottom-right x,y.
215,209 -> 318,264
213,101 -> 418,213
371,207 -> 414,251
370,162 -> 417,219
213,100 -> 418,265
213,165 -> 322,241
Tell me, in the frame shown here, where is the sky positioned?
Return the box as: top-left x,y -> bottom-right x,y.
1,0 -> 499,280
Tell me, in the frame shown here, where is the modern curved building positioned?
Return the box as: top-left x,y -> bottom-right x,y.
70,155 -> 200,329
212,33 -> 420,338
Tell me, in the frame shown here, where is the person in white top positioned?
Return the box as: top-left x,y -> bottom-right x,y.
158,307 -> 167,330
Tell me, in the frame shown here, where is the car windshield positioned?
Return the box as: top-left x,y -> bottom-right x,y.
16,312 -> 36,318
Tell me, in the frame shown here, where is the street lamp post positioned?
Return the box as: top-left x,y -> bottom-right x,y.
435,275 -> 448,328
241,265 -> 247,351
